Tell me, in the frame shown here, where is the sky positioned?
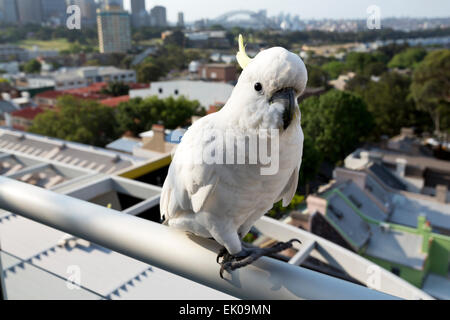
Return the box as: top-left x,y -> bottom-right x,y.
122,0 -> 450,23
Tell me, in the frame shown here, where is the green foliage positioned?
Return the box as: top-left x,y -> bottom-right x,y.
135,44 -> 194,82
353,72 -> 431,138
306,64 -> 329,88
301,90 -> 374,163
29,96 -> 119,147
136,61 -> 165,83
345,52 -> 388,76
100,82 -> 130,97
388,48 -> 428,69
411,49 -> 450,134
0,78 -> 8,83
163,30 -> 186,47
267,195 -> 305,219
23,59 -> 41,74
322,61 -> 346,79
115,95 -> 204,136
299,134 -> 323,188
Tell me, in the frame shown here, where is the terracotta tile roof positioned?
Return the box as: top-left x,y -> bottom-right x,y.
100,95 -> 130,107
35,91 -> 65,99
11,106 -> 45,120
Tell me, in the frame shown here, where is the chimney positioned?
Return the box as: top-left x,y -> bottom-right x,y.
396,158 -> 407,177
1,93 -> 11,101
436,185 -> 448,203
360,151 -> 369,163
401,127 -> 414,138
306,195 -> 328,216
142,124 -> 166,153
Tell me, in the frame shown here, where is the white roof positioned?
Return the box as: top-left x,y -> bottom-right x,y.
0,214 -> 235,300
130,80 -> 234,110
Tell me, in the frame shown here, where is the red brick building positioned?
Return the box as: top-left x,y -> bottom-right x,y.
10,107 -> 45,131
198,64 -> 236,83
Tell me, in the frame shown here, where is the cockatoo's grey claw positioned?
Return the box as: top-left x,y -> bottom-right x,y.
216,247 -> 228,263
218,239 -> 301,278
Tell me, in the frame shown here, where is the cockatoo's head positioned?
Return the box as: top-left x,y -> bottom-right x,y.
226,35 -> 308,132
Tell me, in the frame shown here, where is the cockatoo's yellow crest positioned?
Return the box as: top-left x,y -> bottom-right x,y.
236,34 -> 253,69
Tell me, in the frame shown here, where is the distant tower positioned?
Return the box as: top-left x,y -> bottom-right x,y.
0,0 -> 19,24
41,0 -> 66,21
104,0 -> 123,9
16,0 -> 43,24
177,12 -> 184,27
149,5 -> 166,27
97,3 -> 131,53
130,0 -> 146,28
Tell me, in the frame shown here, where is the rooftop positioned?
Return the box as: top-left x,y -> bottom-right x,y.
100,95 -> 130,108
0,100 -> 19,114
10,107 -> 44,120
0,213 -> 233,300
0,128 -> 145,175
366,224 -> 427,270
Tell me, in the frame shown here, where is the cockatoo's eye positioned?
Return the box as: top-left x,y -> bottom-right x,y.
254,82 -> 263,92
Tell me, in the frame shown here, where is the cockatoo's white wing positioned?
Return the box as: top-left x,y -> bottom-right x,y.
278,166 -> 300,207
161,115 -> 220,222
276,121 -> 303,207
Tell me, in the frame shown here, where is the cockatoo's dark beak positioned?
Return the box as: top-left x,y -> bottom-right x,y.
269,88 -> 296,130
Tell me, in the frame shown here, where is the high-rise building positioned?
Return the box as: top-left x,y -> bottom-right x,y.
41,0 -> 66,21
177,12 -> 184,27
0,0 -> 18,24
130,0 -> 146,28
16,0 -> 43,24
103,0 -> 122,9
149,5 -> 166,27
97,4 -> 131,53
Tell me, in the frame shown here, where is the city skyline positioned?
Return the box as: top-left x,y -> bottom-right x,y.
122,0 -> 450,23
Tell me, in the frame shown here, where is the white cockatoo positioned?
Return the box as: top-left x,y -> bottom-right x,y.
160,35 -> 307,277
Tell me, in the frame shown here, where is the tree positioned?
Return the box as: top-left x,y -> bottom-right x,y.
388,47 -> 427,70
163,30 -> 185,47
322,61 -> 346,79
301,90 -> 374,163
29,96 -> 119,147
136,61 -> 165,83
101,82 -> 130,97
358,72 -> 430,138
306,64 -> 329,88
345,52 -> 388,76
23,59 -> 41,74
298,134 -> 323,193
115,96 -> 204,136
411,49 -> 450,135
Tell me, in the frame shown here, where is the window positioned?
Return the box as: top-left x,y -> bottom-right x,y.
158,88 -> 163,94
174,90 -> 179,95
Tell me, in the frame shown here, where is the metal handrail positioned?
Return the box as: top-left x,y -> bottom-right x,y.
0,176 -> 397,300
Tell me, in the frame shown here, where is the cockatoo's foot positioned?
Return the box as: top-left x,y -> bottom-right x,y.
217,239 -> 301,279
